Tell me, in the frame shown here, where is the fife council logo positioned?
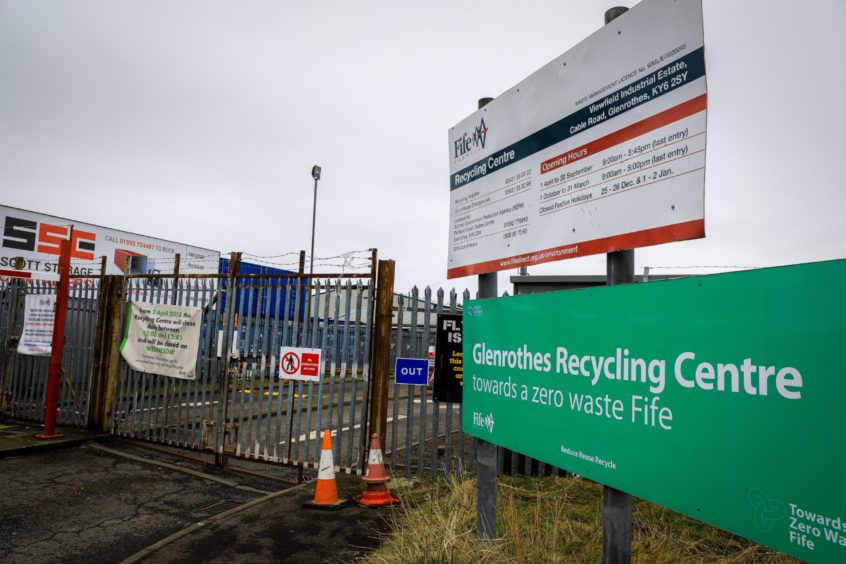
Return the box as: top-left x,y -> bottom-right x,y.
472,411 -> 495,433
453,117 -> 489,160
466,305 -> 484,317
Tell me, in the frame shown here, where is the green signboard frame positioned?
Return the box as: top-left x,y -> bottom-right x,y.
463,260 -> 846,562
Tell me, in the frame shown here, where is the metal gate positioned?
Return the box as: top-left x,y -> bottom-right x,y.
0,278 -> 99,426
111,255 -> 376,475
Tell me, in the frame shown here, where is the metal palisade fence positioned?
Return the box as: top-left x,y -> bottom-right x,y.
386,286 -> 473,478
384,285 -> 565,479
0,278 -> 99,426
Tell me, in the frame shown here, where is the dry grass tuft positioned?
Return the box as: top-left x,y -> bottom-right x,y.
366,475 -> 799,564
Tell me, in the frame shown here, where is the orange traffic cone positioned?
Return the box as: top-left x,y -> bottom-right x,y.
353,433 -> 400,507
304,430 -> 348,510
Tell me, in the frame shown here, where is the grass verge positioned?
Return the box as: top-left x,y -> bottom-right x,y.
366,475 -> 799,563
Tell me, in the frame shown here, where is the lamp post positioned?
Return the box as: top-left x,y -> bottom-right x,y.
310,165 -> 321,275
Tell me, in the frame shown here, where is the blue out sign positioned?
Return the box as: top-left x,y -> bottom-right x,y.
395,358 -> 429,385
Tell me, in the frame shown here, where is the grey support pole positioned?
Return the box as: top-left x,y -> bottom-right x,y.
476,96 -> 498,541
602,10 -> 632,564
309,165 -> 322,276
603,250 -> 633,564
309,177 -> 318,275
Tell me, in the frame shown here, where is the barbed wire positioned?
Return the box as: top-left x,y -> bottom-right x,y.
240,248 -> 372,259
310,256 -> 372,264
307,263 -> 372,270
61,250 -> 371,264
241,250 -> 374,270
13,249 -> 373,273
306,251 -> 373,261
242,251 -> 301,259
240,258 -> 301,267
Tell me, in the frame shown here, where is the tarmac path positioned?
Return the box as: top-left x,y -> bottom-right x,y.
0,438 -> 393,563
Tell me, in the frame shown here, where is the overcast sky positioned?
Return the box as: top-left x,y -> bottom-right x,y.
1,0 -> 844,291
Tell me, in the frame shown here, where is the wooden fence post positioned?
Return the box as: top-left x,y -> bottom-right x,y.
88,275 -> 124,431
367,259 -> 395,449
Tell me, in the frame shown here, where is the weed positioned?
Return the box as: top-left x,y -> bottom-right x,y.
367,476 -> 799,564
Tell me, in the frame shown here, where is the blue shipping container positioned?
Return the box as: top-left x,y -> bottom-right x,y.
218,258 -> 308,320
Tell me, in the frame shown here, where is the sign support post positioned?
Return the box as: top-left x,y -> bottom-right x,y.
602,253 -> 634,564
601,9 -> 633,564
475,95 -> 498,543
36,235 -> 72,439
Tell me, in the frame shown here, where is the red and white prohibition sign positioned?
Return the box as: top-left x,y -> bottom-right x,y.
281,351 -> 299,375
279,346 -> 322,381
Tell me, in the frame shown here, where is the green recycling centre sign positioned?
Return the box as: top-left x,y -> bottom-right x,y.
463,259 -> 846,563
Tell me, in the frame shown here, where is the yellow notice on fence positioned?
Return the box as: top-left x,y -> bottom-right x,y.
120,302 -> 202,380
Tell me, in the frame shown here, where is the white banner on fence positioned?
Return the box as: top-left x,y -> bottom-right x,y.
120,302 -> 203,380
447,0 -> 706,278
17,294 -> 56,356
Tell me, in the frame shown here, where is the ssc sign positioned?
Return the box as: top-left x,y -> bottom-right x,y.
279,346 -> 322,381
395,358 -> 429,386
